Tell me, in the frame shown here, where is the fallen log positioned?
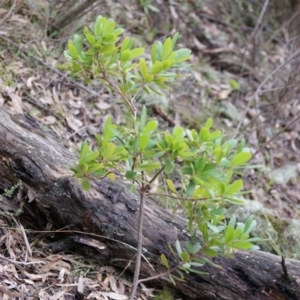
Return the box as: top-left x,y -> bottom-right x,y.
0,108 -> 299,300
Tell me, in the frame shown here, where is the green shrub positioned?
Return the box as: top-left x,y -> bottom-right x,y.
60,15 -> 262,299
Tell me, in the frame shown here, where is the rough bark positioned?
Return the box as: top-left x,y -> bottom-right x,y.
0,108 -> 300,300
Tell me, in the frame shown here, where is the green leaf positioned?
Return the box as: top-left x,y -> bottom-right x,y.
67,40 -> 78,59
138,134 -> 150,150
156,41 -> 163,61
94,15 -> 104,36
182,166 -> 193,175
189,262 -> 204,268
224,197 -> 245,204
230,241 -> 253,250
244,217 -> 257,235
103,116 -> 116,141
225,225 -> 235,243
80,142 -> 90,159
237,138 -> 245,153
88,163 -> 104,174
229,79 -> 240,90
199,127 -> 210,142
151,43 -> 157,63
208,130 -> 221,140
165,161 -> 174,174
143,120 -> 158,134
107,172 -> 115,181
186,179 -> 196,197
162,37 -> 172,60
121,37 -> 130,51
169,274 -> 176,285
86,33 -> 96,46
79,161 -> 89,173
151,61 -> 163,74
213,147 -> 224,163
205,118 -> 213,129
161,254 -> 169,268
82,178 -> 91,191
83,151 -> 99,162
175,240 -> 182,255
125,170 -> 136,180
210,207 -> 226,216
113,28 -> 124,36
101,44 -> 116,55
186,241 -> 201,254
130,47 -> 144,59
166,179 -> 177,194
139,58 -> 148,78
174,48 -> 191,63
140,105 -> 147,130
171,32 -> 179,48
225,180 -> 243,195
144,73 -> 154,83
203,248 -> 217,257
136,161 -> 161,171
228,215 -> 236,227
180,251 -> 190,263
172,125 -> 185,141
73,34 -> 82,54
104,20 -> 115,33
231,152 -> 252,166
103,142 -> 116,159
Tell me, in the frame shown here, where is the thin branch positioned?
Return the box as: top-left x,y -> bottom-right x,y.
233,48 -> 300,139
0,254 -> 45,265
101,75 -> 137,117
266,6 -> 300,46
0,0 -> 18,27
251,0 -> 269,40
147,166 -> 165,186
147,192 -> 224,202
129,172 -> 147,300
252,114 -> 300,157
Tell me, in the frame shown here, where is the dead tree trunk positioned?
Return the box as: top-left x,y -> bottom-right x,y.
0,108 -> 300,300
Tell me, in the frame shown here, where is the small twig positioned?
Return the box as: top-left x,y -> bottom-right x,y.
0,0 -> 18,27
0,254 -> 45,265
152,105 -> 176,126
129,173 -> 147,300
116,255 -> 137,280
12,217 -> 32,257
251,0 -> 269,40
281,256 -> 289,280
233,48 -> 300,139
146,192 -> 224,202
250,0 -> 269,66
147,166 -> 165,187
266,6 -> 300,46
101,74 -> 137,117
252,114 -> 300,157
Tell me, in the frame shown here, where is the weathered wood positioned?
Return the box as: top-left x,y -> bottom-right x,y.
0,108 -> 300,300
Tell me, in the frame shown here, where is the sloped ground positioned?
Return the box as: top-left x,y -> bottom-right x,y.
0,0 -> 300,299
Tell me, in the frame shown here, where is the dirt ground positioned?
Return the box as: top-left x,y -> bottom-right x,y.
0,0 -> 300,299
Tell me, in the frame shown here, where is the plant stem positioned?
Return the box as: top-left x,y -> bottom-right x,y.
102,75 -> 137,118
128,185 -> 146,300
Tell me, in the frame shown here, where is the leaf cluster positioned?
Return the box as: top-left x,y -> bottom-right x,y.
60,15 -> 191,111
